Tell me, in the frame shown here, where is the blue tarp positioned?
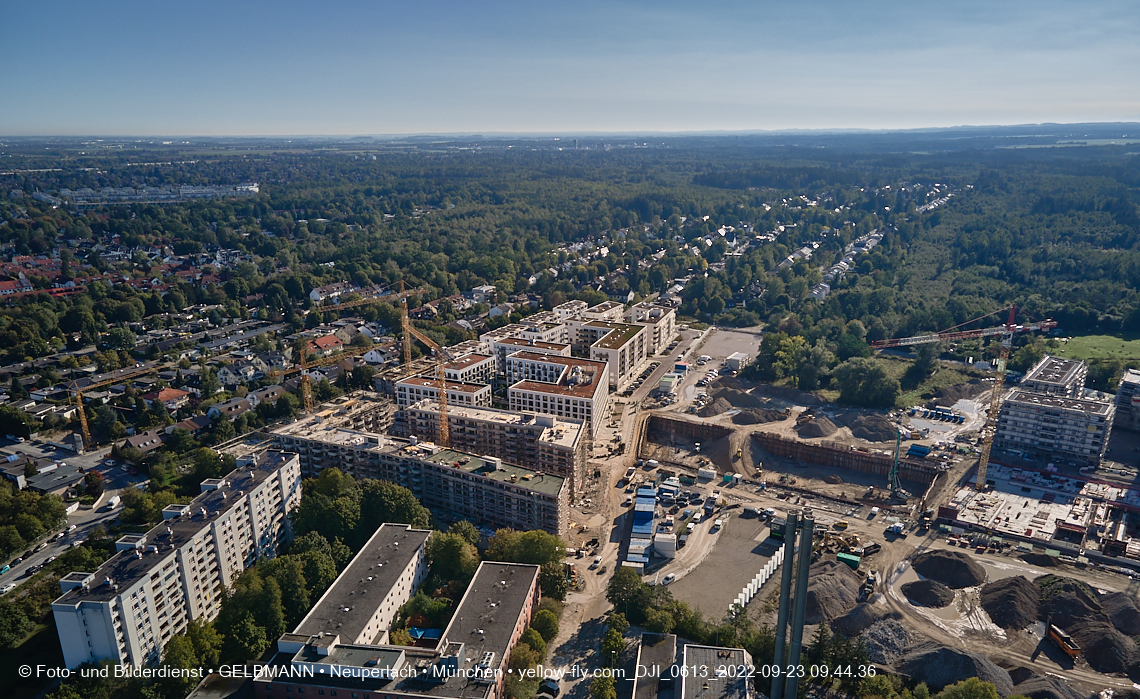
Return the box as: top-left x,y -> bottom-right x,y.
407,628 -> 443,639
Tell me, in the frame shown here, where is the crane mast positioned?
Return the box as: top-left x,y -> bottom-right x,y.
402,299 -> 451,449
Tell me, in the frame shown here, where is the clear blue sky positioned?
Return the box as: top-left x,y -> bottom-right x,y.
2,0 -> 1137,136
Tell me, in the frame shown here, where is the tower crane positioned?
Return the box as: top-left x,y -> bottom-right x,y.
873,304 -> 1056,492
296,343 -> 376,414
68,366 -> 160,450
401,298 -> 453,449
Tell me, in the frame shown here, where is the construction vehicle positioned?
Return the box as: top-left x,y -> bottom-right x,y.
858,574 -> 876,601
873,304 -> 1056,492
1047,622 -> 1081,658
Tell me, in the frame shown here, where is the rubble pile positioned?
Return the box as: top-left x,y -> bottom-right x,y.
804,557 -> 863,624
798,417 -> 839,438
901,579 -> 955,608
979,576 -> 1038,630
912,550 -> 986,588
898,642 -> 1014,695
860,618 -> 911,665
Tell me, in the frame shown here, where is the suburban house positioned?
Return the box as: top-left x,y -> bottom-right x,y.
139,387 -> 190,412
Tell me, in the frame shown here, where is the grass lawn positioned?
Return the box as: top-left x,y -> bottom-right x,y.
1,621 -> 65,697
1050,334 -> 1140,361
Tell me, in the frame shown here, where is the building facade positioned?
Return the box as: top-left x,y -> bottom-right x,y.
51,451 -> 302,668
1021,355 -> 1088,397
627,301 -> 677,356
506,353 -> 610,437
993,390 -> 1115,467
395,376 -> 492,410
1116,369 -> 1140,432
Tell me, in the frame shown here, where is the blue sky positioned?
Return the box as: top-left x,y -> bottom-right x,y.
2,0 -> 1137,136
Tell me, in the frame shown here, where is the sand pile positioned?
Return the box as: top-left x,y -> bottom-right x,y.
933,379 -> 988,406
979,577 -> 1038,630
804,557 -> 863,624
711,387 -> 767,409
830,602 -> 889,637
901,579 -> 955,608
912,550 -> 987,589
1011,674 -> 1086,699
698,397 -> 733,418
848,414 -> 897,442
798,417 -> 838,438
1102,592 -> 1140,635
731,407 -> 787,425
898,642 -> 1014,695
1036,575 -> 1136,674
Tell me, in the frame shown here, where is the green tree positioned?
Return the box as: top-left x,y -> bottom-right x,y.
449,520 -> 482,547
427,531 -> 480,584
222,613 -> 269,664
185,618 -> 223,668
607,611 -> 629,636
833,357 -> 900,407
520,627 -> 547,658
104,326 -> 137,350
531,609 -> 560,642
590,674 -> 617,699
261,555 -> 311,627
601,628 -> 624,665
158,635 -> 201,698
932,678 -> 1002,699
358,478 -> 431,534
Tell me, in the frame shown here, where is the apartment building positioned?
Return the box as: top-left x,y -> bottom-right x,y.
405,399 -> 588,492
292,524 -> 430,646
253,562 -> 540,699
443,353 -> 496,385
395,376 -> 492,410
627,301 -> 677,356
1115,369 -> 1140,432
271,416 -> 568,535
487,336 -> 571,377
993,390 -> 1115,467
1021,355 -> 1088,397
565,318 -> 647,388
51,451 -> 302,669
581,300 -> 626,322
506,352 -> 610,436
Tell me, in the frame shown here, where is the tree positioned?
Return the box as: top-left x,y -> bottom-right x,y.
427,531 -> 479,584
607,611 -> 629,636
606,567 -> 647,612
82,470 -> 104,497
449,520 -> 481,547
357,478 -> 431,535
104,326 -> 137,350
185,618 -> 222,668
520,628 -> 546,658
158,635 -> 201,698
508,643 -> 540,672
832,357 -> 900,408
590,674 -> 617,699
601,628 -> 624,665
0,601 -> 33,648
932,678 -> 1003,699
222,613 -> 268,663
261,555 -> 311,627
531,609 -> 560,642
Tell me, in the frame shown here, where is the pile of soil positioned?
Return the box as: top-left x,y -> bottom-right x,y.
860,618 -> 911,665
1012,674 -> 1086,699
698,397 -> 733,418
912,550 -> 987,589
933,379 -> 988,406
1020,553 -> 1060,567
901,579 -> 955,608
824,474 -> 844,485
711,387 -> 767,409
1036,575 -> 1137,674
798,417 -> 838,438
848,414 -> 898,442
1101,592 -> 1140,635
979,576 -> 1038,630
830,602 -> 888,637
805,557 -> 863,624
898,641 -> 1014,695
731,407 -> 787,425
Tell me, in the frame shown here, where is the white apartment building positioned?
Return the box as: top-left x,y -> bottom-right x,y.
994,390 -> 1115,467
582,320 -> 648,389
52,451 -> 302,668
627,302 -> 677,356
292,524 -> 430,645
1021,355 -> 1088,397
581,300 -> 626,322
507,353 -> 610,437
443,353 -> 496,385
487,336 -> 572,377
395,376 -> 492,409
1116,369 -> 1140,432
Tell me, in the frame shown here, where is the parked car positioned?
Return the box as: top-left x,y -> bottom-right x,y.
662,573 -> 676,585
0,583 -> 16,595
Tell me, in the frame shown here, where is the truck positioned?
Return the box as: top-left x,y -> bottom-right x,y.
1048,624 -> 1081,658
105,495 -> 121,509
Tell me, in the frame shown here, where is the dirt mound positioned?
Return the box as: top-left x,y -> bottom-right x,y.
912,550 -> 987,589
933,379 -> 988,406
901,579 -> 955,608
805,557 -> 863,624
731,407 -> 787,425
798,417 -> 838,438
831,603 -> 891,636
1101,592 -> 1140,635
1012,675 -> 1086,699
979,577 -> 1038,630
698,397 -> 733,417
711,387 -> 768,409
1036,575 -> 1135,674
824,474 -> 844,485
860,618 -> 912,665
848,414 -> 898,442
1020,553 -> 1060,567
899,641 -> 1014,695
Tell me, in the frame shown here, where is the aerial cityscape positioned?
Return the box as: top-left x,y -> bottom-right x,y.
2,3 -> 1140,699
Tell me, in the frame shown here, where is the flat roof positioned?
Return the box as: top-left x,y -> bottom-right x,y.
511,377 -> 602,400
1024,355 -> 1084,387
293,524 -> 431,643
445,354 -> 493,371
421,448 -> 566,496
440,562 -> 539,677
53,451 -> 297,606
397,376 -> 489,394
496,337 -> 569,350
681,645 -> 752,699
506,351 -> 607,371
406,400 -> 584,449
1007,390 -> 1112,415
586,321 -> 643,349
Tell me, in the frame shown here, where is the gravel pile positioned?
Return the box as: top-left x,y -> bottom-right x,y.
860,619 -> 911,665
848,414 -> 898,442
901,579 -> 955,608
979,576 -> 1038,630
1012,675 -> 1086,699
830,603 -> 889,636
912,550 -> 987,589
731,407 -> 787,425
1102,592 -> 1140,635
712,387 -> 767,409
1036,575 -> 1136,674
798,417 -> 839,438
698,397 -> 733,417
824,474 -> 844,484
898,641 -> 1014,696
805,558 -> 863,624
